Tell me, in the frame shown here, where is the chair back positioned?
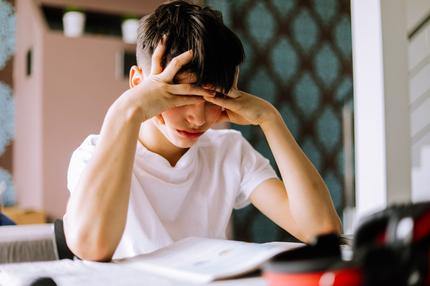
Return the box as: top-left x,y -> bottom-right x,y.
54,219 -> 75,260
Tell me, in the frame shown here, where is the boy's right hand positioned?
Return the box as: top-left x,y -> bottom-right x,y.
124,39 -> 215,121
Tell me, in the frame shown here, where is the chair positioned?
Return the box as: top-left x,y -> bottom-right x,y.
0,223 -> 56,263
0,219 -> 76,263
53,219 -> 75,260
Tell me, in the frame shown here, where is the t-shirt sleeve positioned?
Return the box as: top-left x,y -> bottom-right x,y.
67,135 -> 98,193
234,135 -> 278,209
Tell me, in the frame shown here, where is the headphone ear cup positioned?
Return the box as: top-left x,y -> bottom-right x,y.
352,209 -> 402,285
361,245 -> 407,286
354,214 -> 389,251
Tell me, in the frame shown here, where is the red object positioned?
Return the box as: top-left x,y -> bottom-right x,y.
414,210 -> 430,242
263,202 -> 430,286
263,268 -> 362,286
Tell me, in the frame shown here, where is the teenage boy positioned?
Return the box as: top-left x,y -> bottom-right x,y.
64,1 -> 341,261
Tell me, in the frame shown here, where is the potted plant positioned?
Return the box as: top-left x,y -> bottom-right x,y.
121,14 -> 139,44
62,6 -> 85,38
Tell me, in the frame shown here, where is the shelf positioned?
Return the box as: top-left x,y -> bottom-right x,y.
41,5 -> 142,38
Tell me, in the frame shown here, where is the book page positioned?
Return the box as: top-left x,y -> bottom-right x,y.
117,237 -> 302,283
0,238 -> 302,285
0,259 -> 189,286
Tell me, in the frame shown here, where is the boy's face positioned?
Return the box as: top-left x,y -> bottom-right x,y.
155,72 -> 224,148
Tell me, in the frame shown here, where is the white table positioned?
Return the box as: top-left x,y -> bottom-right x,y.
0,259 -> 267,286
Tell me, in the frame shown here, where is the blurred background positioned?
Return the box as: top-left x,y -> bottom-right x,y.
0,0 -> 429,242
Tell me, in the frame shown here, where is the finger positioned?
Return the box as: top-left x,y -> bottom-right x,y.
202,83 -> 239,99
159,50 -> 193,82
173,95 -> 205,107
167,84 -> 216,97
150,36 -> 167,75
204,95 -> 235,110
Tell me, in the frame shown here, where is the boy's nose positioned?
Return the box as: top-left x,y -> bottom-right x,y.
186,102 -> 206,127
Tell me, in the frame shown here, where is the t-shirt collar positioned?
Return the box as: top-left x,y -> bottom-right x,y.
136,139 -> 199,170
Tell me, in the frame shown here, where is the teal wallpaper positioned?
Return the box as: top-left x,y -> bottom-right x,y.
206,0 -> 354,242
0,0 -> 15,69
0,0 -> 16,207
0,82 -> 14,157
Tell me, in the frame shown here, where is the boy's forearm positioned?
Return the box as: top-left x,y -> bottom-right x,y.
64,91 -> 144,261
260,109 -> 341,237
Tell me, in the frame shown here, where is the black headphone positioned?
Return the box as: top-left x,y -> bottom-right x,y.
353,202 -> 430,286
263,201 -> 430,286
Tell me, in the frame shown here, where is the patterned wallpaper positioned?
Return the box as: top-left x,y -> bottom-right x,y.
206,0 -> 354,242
0,0 -> 16,207
0,0 -> 15,70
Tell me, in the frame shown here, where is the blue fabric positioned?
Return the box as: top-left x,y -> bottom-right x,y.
0,212 -> 15,225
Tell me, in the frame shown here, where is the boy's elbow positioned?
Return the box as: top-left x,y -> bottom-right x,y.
316,215 -> 342,236
67,238 -> 114,262
322,214 -> 342,235
63,218 -> 114,262
301,217 -> 343,243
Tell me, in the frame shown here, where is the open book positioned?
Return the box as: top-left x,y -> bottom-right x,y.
0,237 -> 302,285
115,237 -> 302,283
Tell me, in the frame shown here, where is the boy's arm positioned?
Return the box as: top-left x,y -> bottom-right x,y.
64,44 -> 213,261
204,72 -> 341,243
251,110 -> 341,242
64,94 -> 143,261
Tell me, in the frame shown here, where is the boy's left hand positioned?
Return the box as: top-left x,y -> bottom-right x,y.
203,68 -> 277,126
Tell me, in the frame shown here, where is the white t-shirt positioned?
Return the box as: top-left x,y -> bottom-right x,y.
67,128 -> 277,259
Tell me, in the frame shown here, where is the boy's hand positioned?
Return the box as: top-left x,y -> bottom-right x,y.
203,68 -> 278,126
127,38 -> 215,120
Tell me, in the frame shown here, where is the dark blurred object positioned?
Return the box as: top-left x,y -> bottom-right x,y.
29,277 -> 57,286
54,219 -> 75,260
0,211 -> 15,225
263,201 -> 430,286
353,201 -> 430,286
263,233 -> 362,286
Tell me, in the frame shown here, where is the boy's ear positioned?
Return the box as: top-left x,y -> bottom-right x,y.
129,65 -> 144,88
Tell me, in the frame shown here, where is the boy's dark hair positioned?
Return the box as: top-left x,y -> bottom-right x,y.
136,0 -> 244,93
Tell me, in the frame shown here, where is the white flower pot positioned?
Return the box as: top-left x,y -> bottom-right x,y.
63,11 -> 85,38
121,18 -> 139,44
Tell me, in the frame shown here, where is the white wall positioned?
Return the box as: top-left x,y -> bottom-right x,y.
14,0 -> 163,219
351,0 -> 411,223
406,0 -> 430,32
407,0 -> 430,202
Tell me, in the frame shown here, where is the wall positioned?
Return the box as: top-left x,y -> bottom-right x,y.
0,0 -> 16,207
206,0 -> 354,242
351,0 -> 411,221
407,0 -> 430,201
14,0 -> 162,219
